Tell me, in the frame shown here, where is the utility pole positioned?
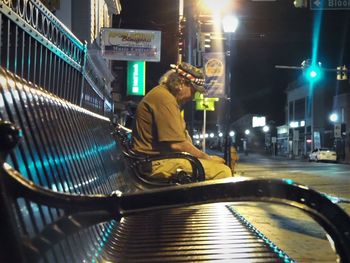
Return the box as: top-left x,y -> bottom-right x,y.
223,33 -> 233,165
182,0 -> 197,138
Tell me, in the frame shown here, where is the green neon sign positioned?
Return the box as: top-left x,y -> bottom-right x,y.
127,61 -> 145,96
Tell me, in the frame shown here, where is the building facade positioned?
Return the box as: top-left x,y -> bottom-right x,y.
282,77 -> 350,160
53,0 -> 121,115
332,92 -> 350,162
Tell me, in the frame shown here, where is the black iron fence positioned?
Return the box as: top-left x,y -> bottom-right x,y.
0,0 -> 112,116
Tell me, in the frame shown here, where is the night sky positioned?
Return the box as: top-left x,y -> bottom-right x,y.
118,0 -> 350,126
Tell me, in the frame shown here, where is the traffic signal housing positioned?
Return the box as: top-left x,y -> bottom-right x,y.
294,0 -> 307,8
305,66 -> 321,81
301,59 -> 322,82
337,65 -> 348,81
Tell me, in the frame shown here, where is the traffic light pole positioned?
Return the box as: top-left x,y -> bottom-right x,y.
275,65 -> 350,74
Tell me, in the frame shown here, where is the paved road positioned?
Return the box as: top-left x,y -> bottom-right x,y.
236,153 -> 350,201
229,153 -> 350,263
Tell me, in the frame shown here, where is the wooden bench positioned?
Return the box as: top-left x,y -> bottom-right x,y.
1,68 -> 350,262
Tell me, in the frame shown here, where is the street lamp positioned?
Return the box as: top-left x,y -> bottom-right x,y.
263,125 -> 270,133
201,0 -> 230,13
329,112 -> 342,161
330,113 -> 338,123
245,129 -> 250,135
223,14 -> 239,165
222,15 -> 239,33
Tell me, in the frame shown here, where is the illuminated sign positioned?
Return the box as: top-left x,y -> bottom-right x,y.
127,61 -> 145,96
101,28 -> 161,62
277,127 -> 288,134
289,121 -> 299,128
194,92 -> 219,111
310,0 -> 350,10
252,116 -> 266,127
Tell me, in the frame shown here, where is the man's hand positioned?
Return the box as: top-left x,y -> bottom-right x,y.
209,155 -> 226,164
168,141 -> 226,164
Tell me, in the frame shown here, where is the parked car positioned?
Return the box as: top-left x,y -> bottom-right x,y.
309,148 -> 337,162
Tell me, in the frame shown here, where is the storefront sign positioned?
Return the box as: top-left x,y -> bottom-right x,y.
101,28 -> 161,62
127,61 -> 145,96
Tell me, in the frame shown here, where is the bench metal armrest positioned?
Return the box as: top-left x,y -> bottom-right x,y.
112,124 -> 205,183
134,152 -> 205,182
1,163 -> 120,216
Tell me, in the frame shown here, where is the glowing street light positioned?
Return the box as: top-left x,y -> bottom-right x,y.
229,131 -> 235,137
263,125 -> 270,133
330,113 -> 338,123
245,129 -> 250,135
201,0 -> 230,13
302,60 -> 322,82
222,15 -> 239,33
218,132 -> 223,137
209,132 -> 215,138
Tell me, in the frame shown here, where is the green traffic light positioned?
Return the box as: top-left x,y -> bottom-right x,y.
309,70 -> 317,78
305,66 -> 321,81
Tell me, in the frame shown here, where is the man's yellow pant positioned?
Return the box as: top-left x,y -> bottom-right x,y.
151,158 -> 232,180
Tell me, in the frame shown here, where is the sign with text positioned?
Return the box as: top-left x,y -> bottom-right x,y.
203,53 -> 226,97
194,93 -> 219,111
334,123 -> 341,138
127,61 -> 145,96
293,130 -> 299,141
101,28 -> 161,62
252,116 -> 266,127
310,0 -> 350,10
313,131 -> 321,149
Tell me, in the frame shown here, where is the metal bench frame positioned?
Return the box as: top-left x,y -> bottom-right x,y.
1,136 -> 350,261
112,124 -> 206,188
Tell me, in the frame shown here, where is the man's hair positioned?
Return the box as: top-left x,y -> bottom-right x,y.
159,70 -> 191,93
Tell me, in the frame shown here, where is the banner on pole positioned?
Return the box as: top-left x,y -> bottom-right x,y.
203,52 -> 226,97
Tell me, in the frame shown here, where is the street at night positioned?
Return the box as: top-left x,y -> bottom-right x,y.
1,0 -> 350,262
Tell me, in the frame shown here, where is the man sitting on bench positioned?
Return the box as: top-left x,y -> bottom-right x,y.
132,62 -> 232,180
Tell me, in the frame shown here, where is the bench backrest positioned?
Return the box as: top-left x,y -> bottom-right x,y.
0,68 -> 127,262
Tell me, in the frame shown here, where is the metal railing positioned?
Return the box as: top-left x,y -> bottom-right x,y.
0,0 -> 111,115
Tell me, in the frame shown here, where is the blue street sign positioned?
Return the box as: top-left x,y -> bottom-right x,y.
310,0 -> 350,10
